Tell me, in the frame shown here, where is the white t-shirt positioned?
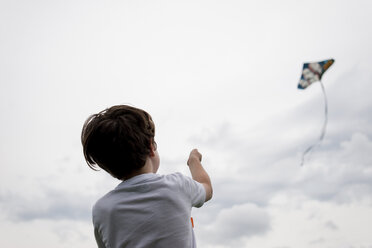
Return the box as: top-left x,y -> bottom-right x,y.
92,172 -> 206,248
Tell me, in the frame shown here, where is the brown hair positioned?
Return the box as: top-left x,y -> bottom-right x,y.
81,105 -> 155,179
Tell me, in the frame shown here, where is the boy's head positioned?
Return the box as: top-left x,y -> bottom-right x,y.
81,105 -> 155,180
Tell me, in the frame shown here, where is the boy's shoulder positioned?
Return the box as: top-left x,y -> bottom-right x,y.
94,173 -> 184,199
92,172 -> 206,222
163,172 -> 188,182
92,173 -> 186,210
94,172 -> 195,203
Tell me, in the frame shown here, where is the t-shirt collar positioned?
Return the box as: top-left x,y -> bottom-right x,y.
117,173 -> 158,188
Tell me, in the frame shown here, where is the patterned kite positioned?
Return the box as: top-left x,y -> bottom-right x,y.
298,59 -> 335,166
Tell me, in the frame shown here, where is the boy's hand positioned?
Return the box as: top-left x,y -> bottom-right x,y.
187,149 -> 202,166
186,148 -> 213,202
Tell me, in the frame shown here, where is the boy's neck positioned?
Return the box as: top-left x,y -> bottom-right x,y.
123,157 -> 156,180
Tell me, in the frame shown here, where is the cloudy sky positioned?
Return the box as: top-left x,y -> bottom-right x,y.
1,0 -> 372,247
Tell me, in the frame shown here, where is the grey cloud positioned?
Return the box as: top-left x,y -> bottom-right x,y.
188,120 -> 372,248
185,101 -> 372,248
187,110 -> 372,209
198,203 -> 270,246
292,132 -> 372,203
0,188 -> 94,222
324,220 -> 338,230
213,178 -> 288,208
309,237 -> 326,245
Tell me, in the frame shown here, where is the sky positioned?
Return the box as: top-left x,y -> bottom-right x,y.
1,0 -> 372,247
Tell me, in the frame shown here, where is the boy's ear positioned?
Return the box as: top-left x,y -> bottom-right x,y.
149,140 -> 157,157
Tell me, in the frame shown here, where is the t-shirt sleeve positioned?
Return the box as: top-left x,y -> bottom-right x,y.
92,204 -> 107,248
174,172 -> 206,208
94,226 -> 107,248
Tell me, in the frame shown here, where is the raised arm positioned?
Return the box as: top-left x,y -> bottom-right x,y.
187,149 -> 213,202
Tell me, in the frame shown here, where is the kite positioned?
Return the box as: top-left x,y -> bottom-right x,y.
298,59 -> 335,166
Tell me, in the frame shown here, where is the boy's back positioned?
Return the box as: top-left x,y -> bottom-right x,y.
81,105 -> 213,247
93,173 -> 205,248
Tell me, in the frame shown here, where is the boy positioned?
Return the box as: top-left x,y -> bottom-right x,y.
81,105 -> 213,248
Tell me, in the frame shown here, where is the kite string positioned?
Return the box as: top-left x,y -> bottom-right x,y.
300,80 -> 328,166
319,80 -> 328,141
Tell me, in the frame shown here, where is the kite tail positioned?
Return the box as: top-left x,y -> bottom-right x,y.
300,80 -> 328,166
